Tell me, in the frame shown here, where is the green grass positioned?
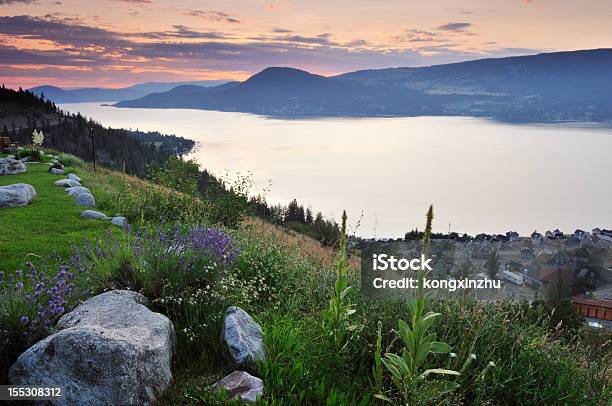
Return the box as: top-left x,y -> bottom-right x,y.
0,155 -> 117,273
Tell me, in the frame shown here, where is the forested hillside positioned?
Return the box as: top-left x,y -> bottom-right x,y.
0,86 -> 194,176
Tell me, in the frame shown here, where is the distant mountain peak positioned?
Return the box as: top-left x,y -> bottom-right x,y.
245,67 -> 326,85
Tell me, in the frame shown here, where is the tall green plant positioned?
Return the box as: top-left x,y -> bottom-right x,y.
322,210 -> 356,349
376,206 -> 460,404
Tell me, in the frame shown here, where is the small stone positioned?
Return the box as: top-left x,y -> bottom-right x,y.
65,186 -> 91,196
80,210 -> 108,220
0,158 -> 27,176
67,173 -> 82,182
0,183 -> 36,208
50,168 -> 64,175
111,217 -> 128,228
211,371 -> 264,404
222,306 -> 266,368
76,193 -> 95,207
54,179 -> 81,188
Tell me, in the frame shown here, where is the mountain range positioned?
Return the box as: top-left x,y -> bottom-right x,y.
28,80 -> 229,103
46,49 -> 612,122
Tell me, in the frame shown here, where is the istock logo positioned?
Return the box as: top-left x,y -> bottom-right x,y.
372,254 -> 432,271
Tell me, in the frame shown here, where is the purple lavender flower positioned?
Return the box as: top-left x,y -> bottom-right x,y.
20,316 -> 29,325
15,281 -> 24,290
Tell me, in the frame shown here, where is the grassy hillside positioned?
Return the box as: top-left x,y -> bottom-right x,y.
0,153 -> 120,273
1,150 -> 610,404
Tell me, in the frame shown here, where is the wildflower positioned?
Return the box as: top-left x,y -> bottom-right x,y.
20,316 -> 29,325
470,354 -> 477,360
488,361 -> 496,367
15,281 -> 24,290
450,352 -> 457,358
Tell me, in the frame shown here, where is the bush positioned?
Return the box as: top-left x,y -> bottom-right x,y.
96,178 -> 212,225
0,256 -> 98,383
14,148 -> 40,161
57,152 -> 84,168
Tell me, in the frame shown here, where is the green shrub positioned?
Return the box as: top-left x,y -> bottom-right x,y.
14,148 -> 40,161
57,152 -> 84,168
95,178 -> 211,225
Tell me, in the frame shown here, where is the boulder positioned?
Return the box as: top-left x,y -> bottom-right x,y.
0,183 -> 36,208
80,210 -> 109,220
2,146 -> 18,154
55,179 -> 81,188
66,186 -> 91,196
0,158 -> 27,176
50,168 -> 64,175
210,371 -> 264,404
76,193 -> 95,208
222,307 -> 265,368
67,173 -> 82,182
9,290 -> 176,406
19,156 -> 31,163
111,217 -> 128,228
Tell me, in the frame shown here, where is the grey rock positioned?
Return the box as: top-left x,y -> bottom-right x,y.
222,306 -> 265,367
51,159 -> 59,164
211,371 -> 264,404
80,210 -> 109,220
55,179 -> 81,188
2,147 -> 18,154
66,186 -> 91,197
9,290 -> 176,406
0,183 -> 36,208
67,173 -> 82,182
0,158 -> 27,176
19,156 -> 31,163
50,168 -> 64,175
111,217 -> 128,228
76,193 -> 95,208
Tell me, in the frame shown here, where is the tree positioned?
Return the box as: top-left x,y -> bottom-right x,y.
486,249 -> 500,279
305,207 -> 314,226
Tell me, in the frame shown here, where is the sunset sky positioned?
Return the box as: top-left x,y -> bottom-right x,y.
1,0 -> 611,89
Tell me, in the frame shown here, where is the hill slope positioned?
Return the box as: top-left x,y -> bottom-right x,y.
29,80 -> 229,103
115,49 -> 612,121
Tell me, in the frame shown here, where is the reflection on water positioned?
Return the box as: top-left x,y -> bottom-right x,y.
60,102 -> 612,237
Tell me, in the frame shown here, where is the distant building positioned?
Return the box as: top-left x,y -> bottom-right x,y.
574,229 -> 590,241
520,248 -> 534,259
531,231 -> 544,245
573,287 -> 612,329
506,231 -> 520,242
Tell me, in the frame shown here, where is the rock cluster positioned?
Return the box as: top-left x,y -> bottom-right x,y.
212,306 -> 266,403
53,172 -> 126,226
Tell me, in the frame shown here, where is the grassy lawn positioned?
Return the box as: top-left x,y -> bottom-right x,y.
0,155 -> 116,273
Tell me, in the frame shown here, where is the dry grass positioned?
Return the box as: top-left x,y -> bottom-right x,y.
242,217 -> 360,271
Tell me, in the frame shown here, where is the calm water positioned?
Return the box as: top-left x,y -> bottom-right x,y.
60,102 -> 612,237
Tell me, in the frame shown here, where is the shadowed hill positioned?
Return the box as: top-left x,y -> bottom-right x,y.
115,49 -> 612,121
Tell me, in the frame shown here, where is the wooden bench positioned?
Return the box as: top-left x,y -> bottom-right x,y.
0,137 -> 20,149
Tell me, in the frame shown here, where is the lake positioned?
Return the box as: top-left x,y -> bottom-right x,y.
59,102 -> 612,238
